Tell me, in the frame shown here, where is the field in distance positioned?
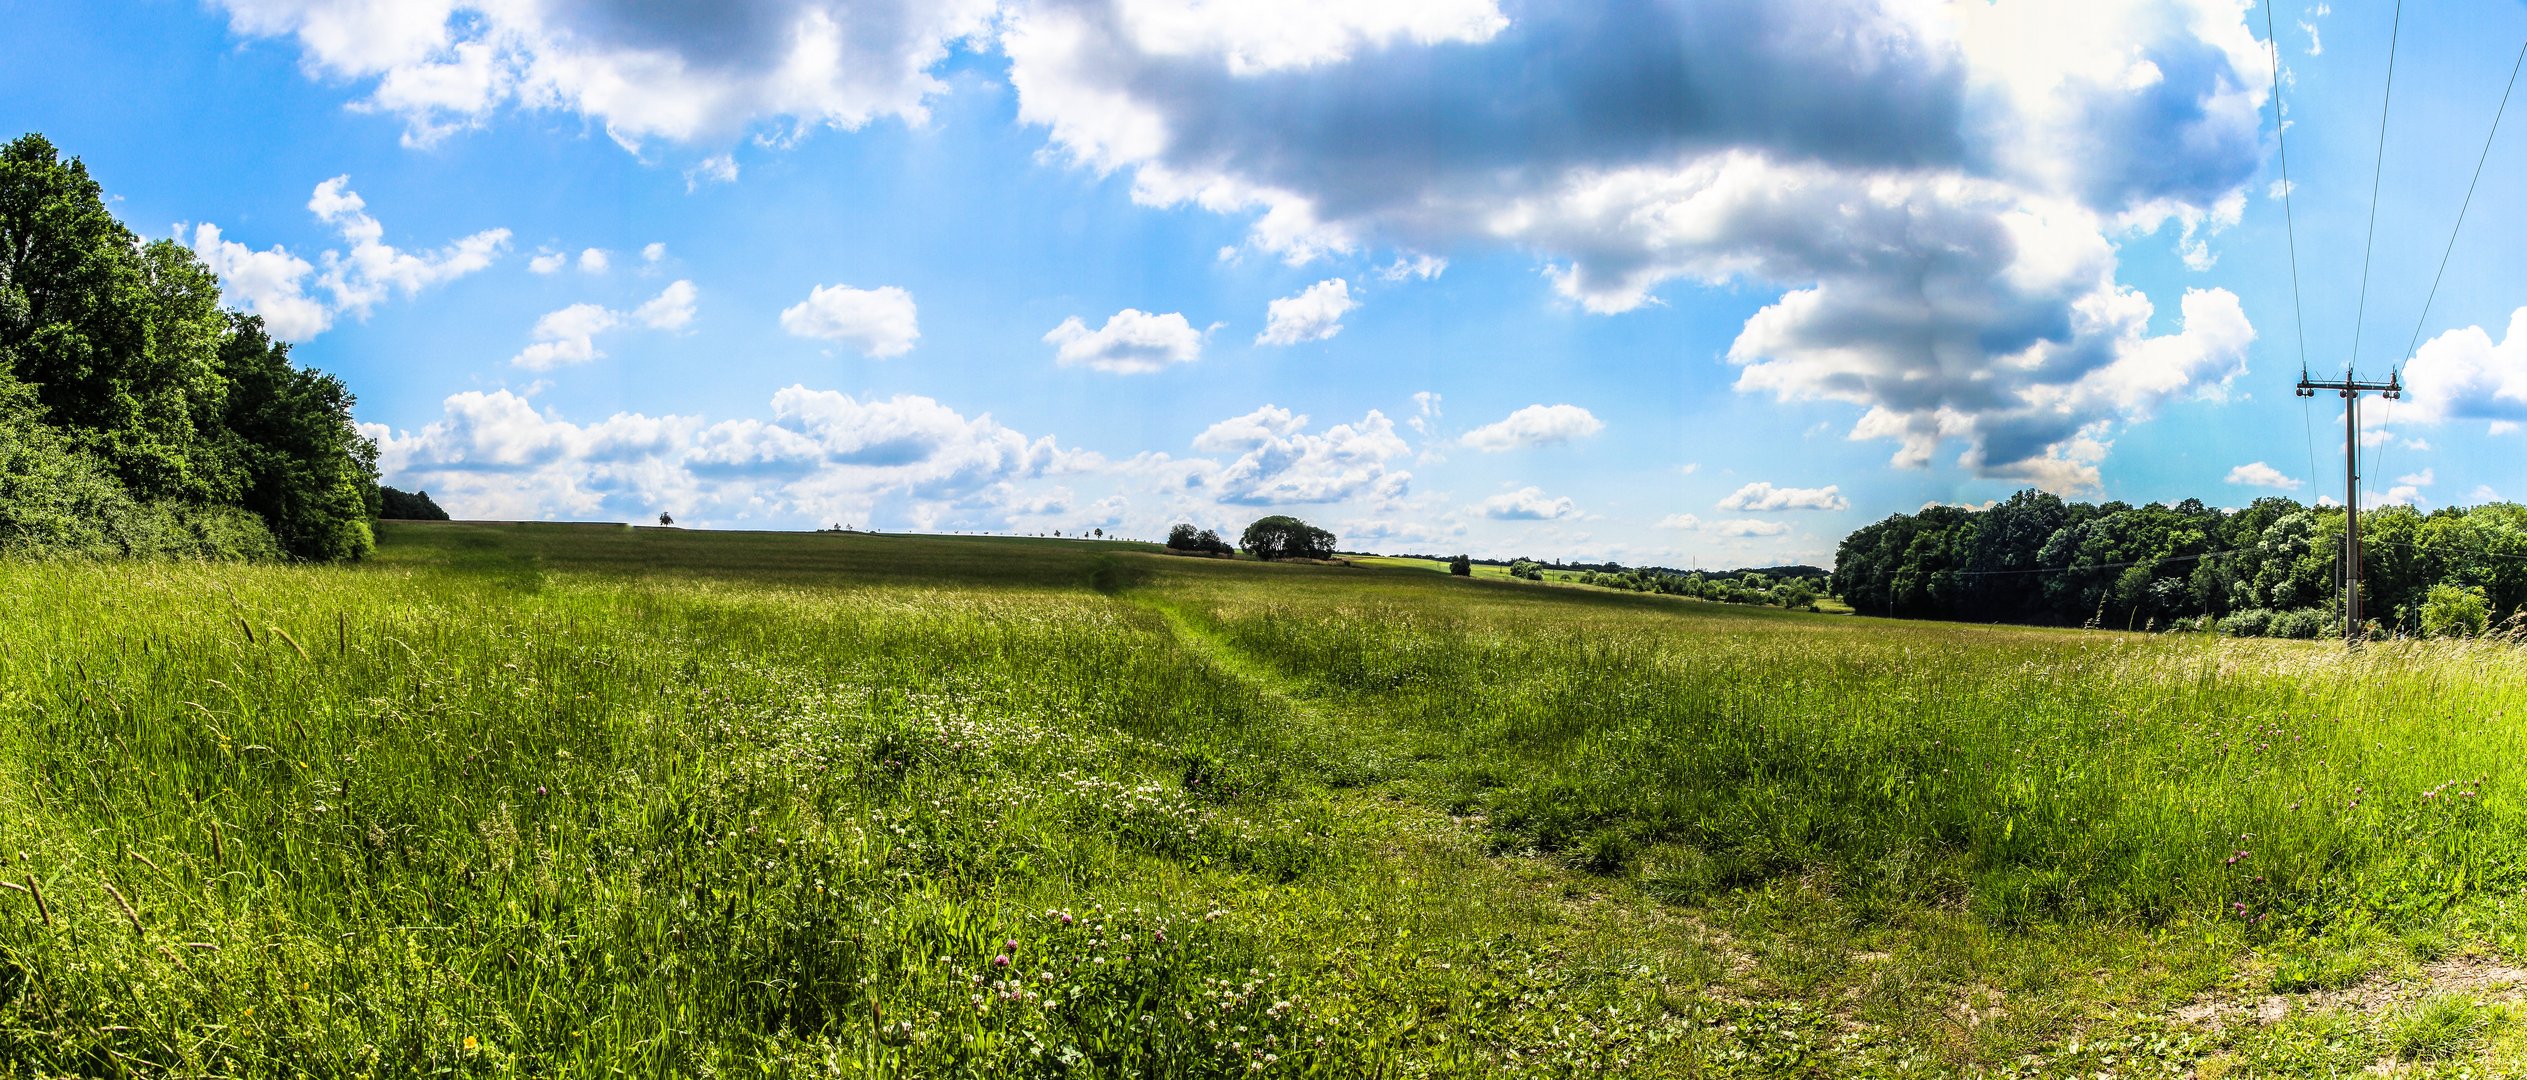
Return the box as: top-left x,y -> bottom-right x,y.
5,522 -> 2527,1076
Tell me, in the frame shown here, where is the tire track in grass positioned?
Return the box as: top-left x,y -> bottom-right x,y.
1129,591 -> 1754,973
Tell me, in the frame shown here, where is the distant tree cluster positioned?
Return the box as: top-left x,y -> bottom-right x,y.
378,486 -> 448,521
1570,564 -> 1825,610
1165,523 -> 1234,556
1164,516 -> 1341,561
1447,554 -> 1472,576
1240,516 -> 1335,561
1833,489 -> 2527,638
1507,559 -> 1545,581
0,134 -> 380,560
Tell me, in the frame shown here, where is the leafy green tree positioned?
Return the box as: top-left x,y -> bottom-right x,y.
1508,559 -> 1543,581
1,135 -> 235,502
1240,515 -> 1335,561
1447,554 -> 1471,576
1166,523 -> 1232,555
215,314 -> 376,559
379,486 -> 449,521
2420,583 -> 2492,638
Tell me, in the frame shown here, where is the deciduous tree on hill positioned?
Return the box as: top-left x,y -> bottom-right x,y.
1240,515 -> 1334,561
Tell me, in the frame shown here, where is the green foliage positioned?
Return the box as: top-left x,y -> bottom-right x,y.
2419,583 -> 2492,638
1507,559 -> 1543,580
0,133 -> 376,562
1238,515 -> 1334,560
1837,489 -> 2527,637
0,376 -> 277,560
378,485 -> 449,520
1447,553 -> 1471,576
1166,522 -> 1234,555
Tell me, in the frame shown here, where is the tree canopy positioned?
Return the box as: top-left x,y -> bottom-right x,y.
1166,523 -> 1233,555
379,486 -> 449,521
1239,516 -> 1335,561
0,133 -> 378,560
1833,490 -> 2527,637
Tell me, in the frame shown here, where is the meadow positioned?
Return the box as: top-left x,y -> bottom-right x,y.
5,523 -> 2527,1076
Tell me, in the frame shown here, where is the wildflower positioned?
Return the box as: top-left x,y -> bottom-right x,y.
993,955 -> 1010,968
1004,939 -> 1019,953
463,1036 -> 480,1053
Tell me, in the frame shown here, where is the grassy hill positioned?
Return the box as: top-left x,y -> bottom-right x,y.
4,523 -> 2526,1075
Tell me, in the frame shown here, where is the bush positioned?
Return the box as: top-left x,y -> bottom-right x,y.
1239,515 -> 1335,561
2420,584 -> 2492,639
1508,560 -> 1544,581
0,402 -> 278,561
2216,608 -> 2273,637
1448,554 -> 1471,576
2267,608 -> 2331,639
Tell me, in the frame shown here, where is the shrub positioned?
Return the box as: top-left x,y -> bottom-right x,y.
1448,554 -> 1471,576
2267,607 -> 2331,640
0,400 -> 277,561
2216,608 -> 2273,637
1508,560 -> 1544,581
2420,584 -> 2492,639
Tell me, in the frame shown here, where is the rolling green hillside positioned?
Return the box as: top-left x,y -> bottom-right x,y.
4,524 -> 2525,1076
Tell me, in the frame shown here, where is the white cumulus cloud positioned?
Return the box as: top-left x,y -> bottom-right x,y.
213,0 -> 999,149
511,279 -> 697,369
1183,404 -> 1409,504
780,283 -> 920,357
1045,308 -> 1204,373
366,383 -> 1079,525
1002,0 -> 2271,490
2224,461 -> 2302,490
1715,482 -> 1848,512
1477,486 -> 1579,521
1256,278 -> 1356,345
189,223 -> 330,339
1708,518 -> 1793,538
1460,404 -> 1604,452
187,175 -> 508,340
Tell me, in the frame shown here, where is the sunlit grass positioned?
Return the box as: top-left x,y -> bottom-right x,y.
3,522 -> 2524,1075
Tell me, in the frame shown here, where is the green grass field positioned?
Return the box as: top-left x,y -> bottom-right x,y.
6,523 -> 2527,1076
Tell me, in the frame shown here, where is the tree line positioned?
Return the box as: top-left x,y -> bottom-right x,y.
1832,489 -> 2527,637
1,133 -> 389,561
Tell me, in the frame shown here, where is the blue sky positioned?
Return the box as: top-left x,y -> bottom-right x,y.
12,0 -> 2527,566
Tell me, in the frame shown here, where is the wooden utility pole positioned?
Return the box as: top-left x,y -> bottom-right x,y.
2295,369 -> 2402,644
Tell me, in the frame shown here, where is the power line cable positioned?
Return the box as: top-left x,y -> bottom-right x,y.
2262,0 -> 2313,380
2400,38 -> 2527,369
2347,0 -> 2405,377
2379,37 -> 2525,506
2262,2 -> 2327,505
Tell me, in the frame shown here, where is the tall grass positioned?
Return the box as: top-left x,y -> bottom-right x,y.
6,523 -> 2526,1075
1172,569 -> 2527,930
